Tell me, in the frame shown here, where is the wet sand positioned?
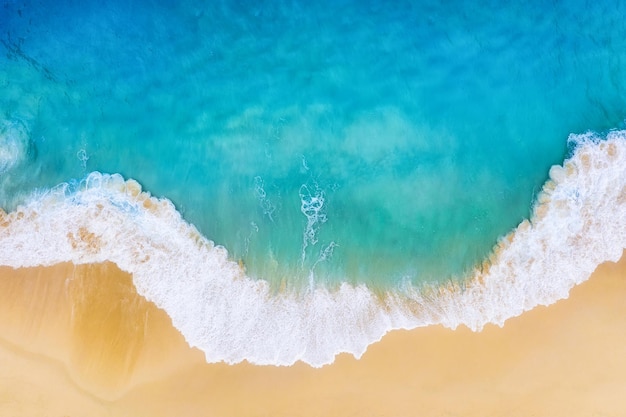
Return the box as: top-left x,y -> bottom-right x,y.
0,253 -> 625,416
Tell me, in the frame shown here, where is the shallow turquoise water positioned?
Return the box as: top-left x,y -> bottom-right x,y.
1,0 -> 625,288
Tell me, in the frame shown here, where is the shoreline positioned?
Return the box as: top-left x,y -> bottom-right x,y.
0,252 -> 625,416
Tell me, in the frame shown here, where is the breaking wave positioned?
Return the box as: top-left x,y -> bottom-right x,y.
0,130 -> 624,367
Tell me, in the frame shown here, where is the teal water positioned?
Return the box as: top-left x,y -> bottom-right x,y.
1,0 -> 626,290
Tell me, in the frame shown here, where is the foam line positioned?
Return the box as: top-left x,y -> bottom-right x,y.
0,131 -> 625,366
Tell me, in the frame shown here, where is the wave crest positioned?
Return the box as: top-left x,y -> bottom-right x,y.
0,131 -> 625,366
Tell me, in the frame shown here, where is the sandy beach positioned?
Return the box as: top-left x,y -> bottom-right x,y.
0,252 -> 625,417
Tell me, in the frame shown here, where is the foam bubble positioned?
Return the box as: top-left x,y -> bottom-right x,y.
0,130 -> 624,367
299,182 -> 327,264
253,175 -> 276,221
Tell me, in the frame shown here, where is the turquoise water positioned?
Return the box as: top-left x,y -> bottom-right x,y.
1,0 -> 625,291
2,0 -> 626,367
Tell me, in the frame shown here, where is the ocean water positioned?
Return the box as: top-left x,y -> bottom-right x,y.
1,0 -> 625,366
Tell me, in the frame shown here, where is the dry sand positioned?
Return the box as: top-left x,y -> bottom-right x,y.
0,253 -> 625,417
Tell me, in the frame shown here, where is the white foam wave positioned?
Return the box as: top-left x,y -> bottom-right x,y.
0,130 -> 625,367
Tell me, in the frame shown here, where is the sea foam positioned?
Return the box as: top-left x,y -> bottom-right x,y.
0,131 -> 625,367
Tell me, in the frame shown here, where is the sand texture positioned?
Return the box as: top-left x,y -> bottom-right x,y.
0,253 -> 625,416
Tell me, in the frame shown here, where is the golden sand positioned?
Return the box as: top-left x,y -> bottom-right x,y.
0,253 -> 625,416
